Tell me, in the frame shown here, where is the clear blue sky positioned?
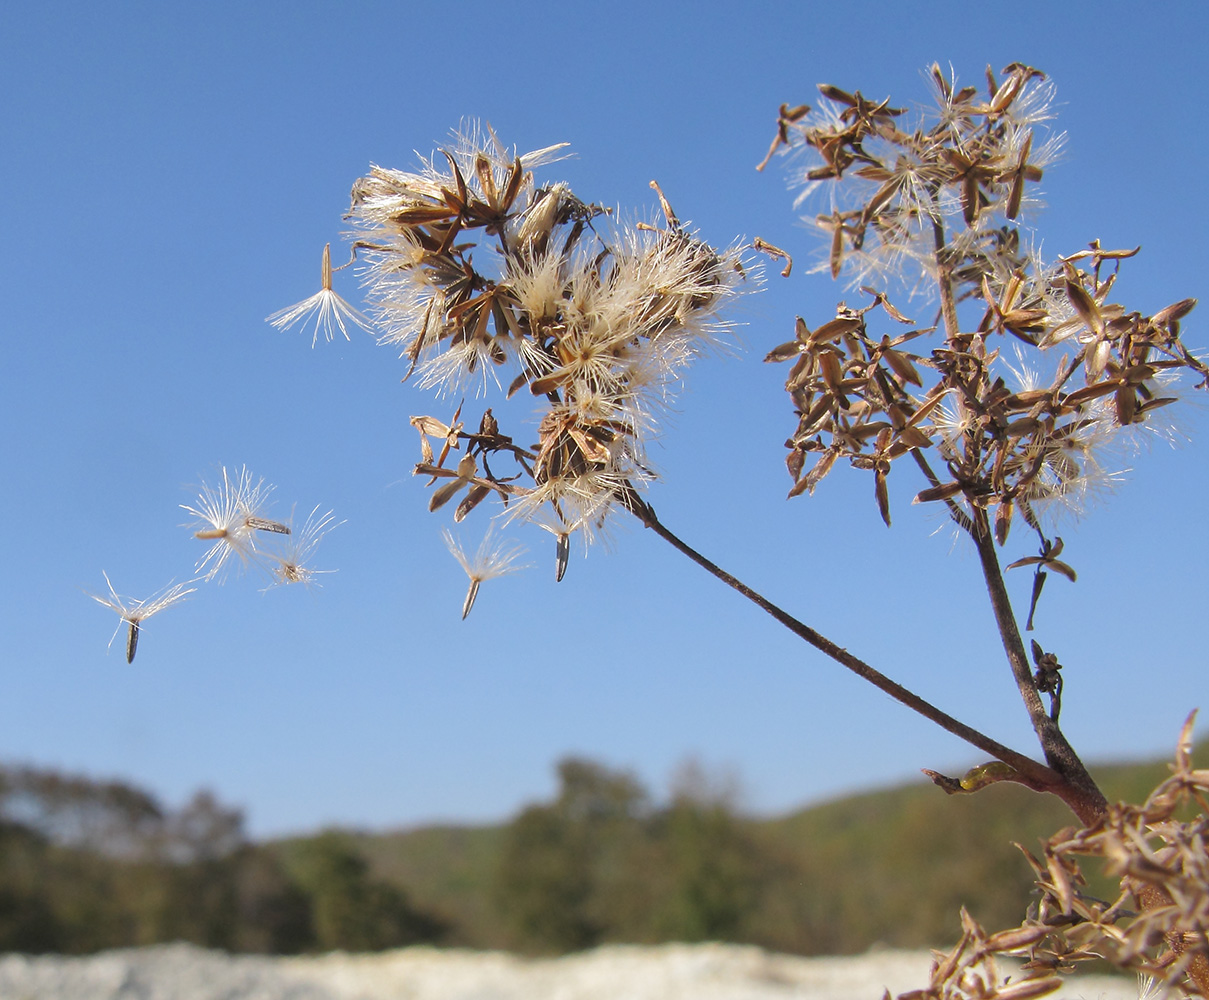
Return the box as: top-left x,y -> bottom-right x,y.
3,1 -> 1206,838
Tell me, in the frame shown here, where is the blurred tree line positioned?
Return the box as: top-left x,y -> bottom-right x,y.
1,751 -> 1189,955
492,758 -> 780,952
0,765 -> 444,953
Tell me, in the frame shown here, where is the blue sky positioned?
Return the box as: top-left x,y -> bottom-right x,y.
3,1 -> 1206,838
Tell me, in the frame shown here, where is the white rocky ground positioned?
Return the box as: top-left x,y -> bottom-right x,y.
0,942 -> 1144,1000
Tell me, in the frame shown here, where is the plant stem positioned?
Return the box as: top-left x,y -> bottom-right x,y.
925,195 -> 1106,824
625,496 -> 1062,793
969,508 -> 1107,824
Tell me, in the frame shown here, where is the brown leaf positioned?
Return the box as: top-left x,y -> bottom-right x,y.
530,372 -> 567,396
786,447 -> 805,482
993,976 -> 1062,1000
428,479 -> 465,512
995,500 -> 1013,545
896,426 -> 933,450
1047,560 -> 1077,583
830,216 -> 844,278
507,372 -> 530,398
1152,297 -> 1197,330
1062,381 -> 1118,407
883,347 -> 923,386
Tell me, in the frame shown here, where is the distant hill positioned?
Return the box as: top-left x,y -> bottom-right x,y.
0,744 -> 1199,956
307,744 -> 1201,955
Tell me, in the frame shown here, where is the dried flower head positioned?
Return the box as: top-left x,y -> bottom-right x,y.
343,123 -> 750,554
761,64 -> 1205,543
181,466 -> 290,581
266,243 -> 373,346
89,572 -> 195,663
442,524 -> 529,618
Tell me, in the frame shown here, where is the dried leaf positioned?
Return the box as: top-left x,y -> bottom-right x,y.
1114,384 -> 1137,425
995,499 -> 1013,545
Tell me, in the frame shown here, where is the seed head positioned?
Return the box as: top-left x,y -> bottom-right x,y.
182,466 -> 287,582
442,525 -> 530,618
263,505 -> 342,589
266,244 -> 373,347
88,572 -> 195,663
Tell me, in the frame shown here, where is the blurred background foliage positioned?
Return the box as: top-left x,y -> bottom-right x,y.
0,746 -> 1198,956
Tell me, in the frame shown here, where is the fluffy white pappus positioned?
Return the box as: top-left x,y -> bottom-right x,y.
504,249 -> 570,327
88,572 -> 196,663
266,244 -> 373,347
442,523 -> 531,618
263,505 -> 343,590
435,119 -> 569,195
181,466 -> 281,582
504,470 -> 632,551
415,336 -> 516,398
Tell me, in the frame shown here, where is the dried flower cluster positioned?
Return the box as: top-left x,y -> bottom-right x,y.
335,124 -> 747,581
761,63 -> 1205,540
88,466 -> 339,661
758,63 -> 1206,998
904,715 -> 1209,1000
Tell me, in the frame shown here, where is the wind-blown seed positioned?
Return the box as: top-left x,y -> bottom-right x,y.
246,517 -> 291,535
126,621 -> 139,664
461,579 -> 480,620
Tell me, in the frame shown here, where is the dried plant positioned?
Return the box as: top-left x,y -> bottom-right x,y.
754,64 -> 1206,800
340,123 -> 746,551
262,65 -> 1205,995
899,714 -> 1209,1000
757,63 -> 1207,996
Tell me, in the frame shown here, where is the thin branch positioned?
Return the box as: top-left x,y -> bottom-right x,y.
622,493 -> 1063,793
928,197 -> 961,343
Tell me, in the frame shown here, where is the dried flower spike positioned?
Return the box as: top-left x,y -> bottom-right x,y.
442,525 -> 529,618
266,243 -> 373,346
88,572 -> 195,663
